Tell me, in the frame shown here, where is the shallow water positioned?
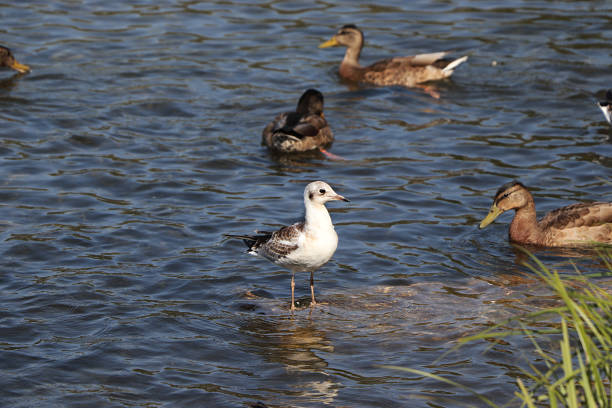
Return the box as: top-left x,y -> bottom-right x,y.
1,0 -> 611,407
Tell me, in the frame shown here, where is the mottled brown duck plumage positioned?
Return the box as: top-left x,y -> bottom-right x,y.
262,89 -> 333,154
319,24 -> 467,87
479,181 -> 612,247
0,46 -> 30,73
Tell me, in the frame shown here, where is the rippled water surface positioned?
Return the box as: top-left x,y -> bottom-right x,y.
1,0 -> 611,407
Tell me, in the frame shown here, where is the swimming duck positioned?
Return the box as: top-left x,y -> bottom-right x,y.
319,25 -> 467,89
0,46 -> 30,74
479,181 -> 612,247
262,89 -> 334,155
597,90 -> 612,125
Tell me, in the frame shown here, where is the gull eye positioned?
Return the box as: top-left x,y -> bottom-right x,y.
319,188 -> 326,194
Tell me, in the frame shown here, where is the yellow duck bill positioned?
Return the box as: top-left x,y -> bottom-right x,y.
479,204 -> 504,229
318,37 -> 339,48
10,60 -> 30,73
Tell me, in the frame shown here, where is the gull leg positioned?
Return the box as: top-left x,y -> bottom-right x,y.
291,272 -> 295,311
310,271 -> 317,306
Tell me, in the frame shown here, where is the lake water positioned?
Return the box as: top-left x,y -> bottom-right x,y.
1,0 -> 611,407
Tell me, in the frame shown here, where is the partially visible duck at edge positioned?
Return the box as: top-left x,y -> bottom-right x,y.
479,180 -> 612,247
319,24 -> 467,96
262,89 -> 340,159
0,46 -> 30,74
597,90 -> 612,126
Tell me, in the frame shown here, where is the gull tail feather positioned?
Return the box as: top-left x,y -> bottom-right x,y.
224,233 -> 271,254
224,233 -> 257,248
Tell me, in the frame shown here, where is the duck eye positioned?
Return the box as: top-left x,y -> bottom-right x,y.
319,189 -> 326,194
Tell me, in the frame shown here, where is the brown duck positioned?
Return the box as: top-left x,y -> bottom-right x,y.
0,46 -> 30,73
319,24 -> 467,88
479,181 -> 612,247
262,89 -> 334,155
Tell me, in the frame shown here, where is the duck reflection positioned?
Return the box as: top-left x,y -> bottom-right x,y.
264,148 -> 332,169
510,243 -> 612,270
0,72 -> 27,92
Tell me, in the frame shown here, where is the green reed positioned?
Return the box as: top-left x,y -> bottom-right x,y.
383,247 -> 612,407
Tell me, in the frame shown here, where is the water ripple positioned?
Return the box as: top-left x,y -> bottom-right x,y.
0,0 -> 611,407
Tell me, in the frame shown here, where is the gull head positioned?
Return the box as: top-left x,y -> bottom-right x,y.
304,181 -> 349,206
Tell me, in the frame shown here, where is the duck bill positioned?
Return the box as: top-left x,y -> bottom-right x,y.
10,60 -> 30,73
319,37 -> 339,48
479,204 -> 503,229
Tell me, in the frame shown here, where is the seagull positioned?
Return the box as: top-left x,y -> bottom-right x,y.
226,181 -> 349,311
597,90 -> 612,125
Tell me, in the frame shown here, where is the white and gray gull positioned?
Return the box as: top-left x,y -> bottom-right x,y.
226,181 -> 349,311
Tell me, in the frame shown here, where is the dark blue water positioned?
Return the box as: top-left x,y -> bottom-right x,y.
1,0 -> 611,407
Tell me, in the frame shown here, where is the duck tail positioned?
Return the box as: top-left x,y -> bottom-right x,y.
597,90 -> 612,125
598,103 -> 612,125
442,55 -> 468,76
